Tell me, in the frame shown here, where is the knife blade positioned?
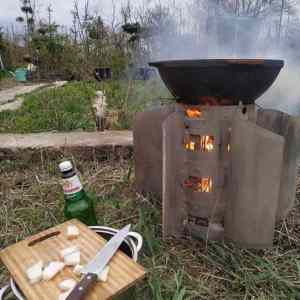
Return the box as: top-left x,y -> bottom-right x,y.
66,224 -> 131,300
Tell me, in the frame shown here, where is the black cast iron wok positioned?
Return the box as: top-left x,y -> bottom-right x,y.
149,59 -> 284,105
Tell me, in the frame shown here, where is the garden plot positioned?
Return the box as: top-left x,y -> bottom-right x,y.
0,79 -> 169,134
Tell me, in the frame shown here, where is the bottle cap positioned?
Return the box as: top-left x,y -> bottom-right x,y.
59,160 -> 73,172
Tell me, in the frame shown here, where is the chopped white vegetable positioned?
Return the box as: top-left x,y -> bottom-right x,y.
26,261 -> 43,284
67,225 -> 80,240
43,262 -> 65,281
60,246 -> 79,259
98,266 -> 110,282
73,264 -> 84,276
64,251 -> 80,266
72,264 -> 109,281
58,290 -> 71,300
59,279 -> 77,291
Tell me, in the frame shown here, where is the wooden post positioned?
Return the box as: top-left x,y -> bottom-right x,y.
94,91 -> 107,131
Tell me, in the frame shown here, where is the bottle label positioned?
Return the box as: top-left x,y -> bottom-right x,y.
62,175 -> 83,195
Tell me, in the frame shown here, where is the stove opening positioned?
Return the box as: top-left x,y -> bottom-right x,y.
186,108 -> 202,119
201,136 -> 214,152
188,215 -> 209,226
184,135 -> 214,152
183,176 -> 213,193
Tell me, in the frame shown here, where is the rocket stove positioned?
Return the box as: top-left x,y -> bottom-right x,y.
134,59 -> 300,248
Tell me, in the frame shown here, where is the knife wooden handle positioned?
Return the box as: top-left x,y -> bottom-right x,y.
66,273 -> 98,300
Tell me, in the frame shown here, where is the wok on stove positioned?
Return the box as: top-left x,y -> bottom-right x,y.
149,59 -> 284,105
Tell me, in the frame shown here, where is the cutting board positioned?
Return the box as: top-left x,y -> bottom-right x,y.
0,220 -> 146,300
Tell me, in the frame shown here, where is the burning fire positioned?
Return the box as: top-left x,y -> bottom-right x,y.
201,136 -> 214,152
185,135 -> 214,152
186,108 -> 202,119
183,176 -> 213,192
185,141 -> 196,151
201,177 -> 213,192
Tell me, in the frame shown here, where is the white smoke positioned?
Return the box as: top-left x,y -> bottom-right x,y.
141,0 -> 300,115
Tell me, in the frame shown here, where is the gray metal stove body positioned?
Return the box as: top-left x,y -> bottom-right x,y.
134,103 -> 300,248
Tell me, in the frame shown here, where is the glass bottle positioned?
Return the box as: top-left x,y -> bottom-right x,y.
59,160 -> 97,226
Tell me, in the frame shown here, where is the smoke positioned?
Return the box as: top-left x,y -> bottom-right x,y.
142,0 -> 300,115
257,65 -> 300,115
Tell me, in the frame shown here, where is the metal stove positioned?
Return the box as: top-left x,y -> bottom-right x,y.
134,59 -> 300,248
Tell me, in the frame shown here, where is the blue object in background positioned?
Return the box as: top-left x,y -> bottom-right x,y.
15,68 -> 27,82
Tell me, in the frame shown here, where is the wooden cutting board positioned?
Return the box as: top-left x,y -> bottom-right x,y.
0,220 -> 146,300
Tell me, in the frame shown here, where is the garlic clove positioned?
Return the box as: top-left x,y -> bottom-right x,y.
42,261 -> 65,281
58,279 -> 77,291
26,261 -> 43,284
58,290 -> 71,300
73,264 -> 84,276
64,251 -> 80,266
67,225 -> 80,240
60,246 -> 79,259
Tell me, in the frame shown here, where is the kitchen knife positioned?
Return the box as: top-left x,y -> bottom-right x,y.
66,224 -> 131,300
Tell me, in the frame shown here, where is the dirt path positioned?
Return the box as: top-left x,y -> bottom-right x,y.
0,81 -> 67,112
0,83 -> 49,105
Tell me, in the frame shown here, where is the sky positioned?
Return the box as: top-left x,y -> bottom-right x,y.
0,0 -> 147,29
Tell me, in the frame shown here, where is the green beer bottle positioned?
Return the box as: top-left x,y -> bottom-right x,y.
59,160 -> 97,226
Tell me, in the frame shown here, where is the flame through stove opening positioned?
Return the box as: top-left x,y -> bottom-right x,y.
183,176 -> 213,193
185,135 -> 214,152
186,108 -> 202,119
201,136 -> 214,152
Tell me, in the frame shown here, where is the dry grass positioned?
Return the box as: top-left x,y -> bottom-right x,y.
0,159 -> 300,299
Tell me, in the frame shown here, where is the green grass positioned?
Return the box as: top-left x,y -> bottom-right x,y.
0,79 -> 170,133
0,158 -> 299,299
95,78 -> 171,129
0,81 -> 97,133
0,70 -> 11,81
0,70 -> 16,90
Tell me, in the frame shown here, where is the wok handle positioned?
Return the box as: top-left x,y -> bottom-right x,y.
66,273 -> 98,300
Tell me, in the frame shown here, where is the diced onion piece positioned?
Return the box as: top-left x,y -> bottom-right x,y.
72,264 -> 109,281
58,290 -> 71,300
26,261 -> 43,284
60,246 -> 79,259
98,266 -> 110,282
73,264 -> 84,276
64,251 -> 80,266
67,225 -> 80,240
59,279 -> 77,291
43,262 -> 65,280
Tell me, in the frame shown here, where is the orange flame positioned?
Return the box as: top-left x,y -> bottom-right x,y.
186,108 -> 202,119
185,141 -> 196,151
183,176 -> 213,193
201,177 -> 213,193
185,135 -> 214,152
201,136 -> 214,152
